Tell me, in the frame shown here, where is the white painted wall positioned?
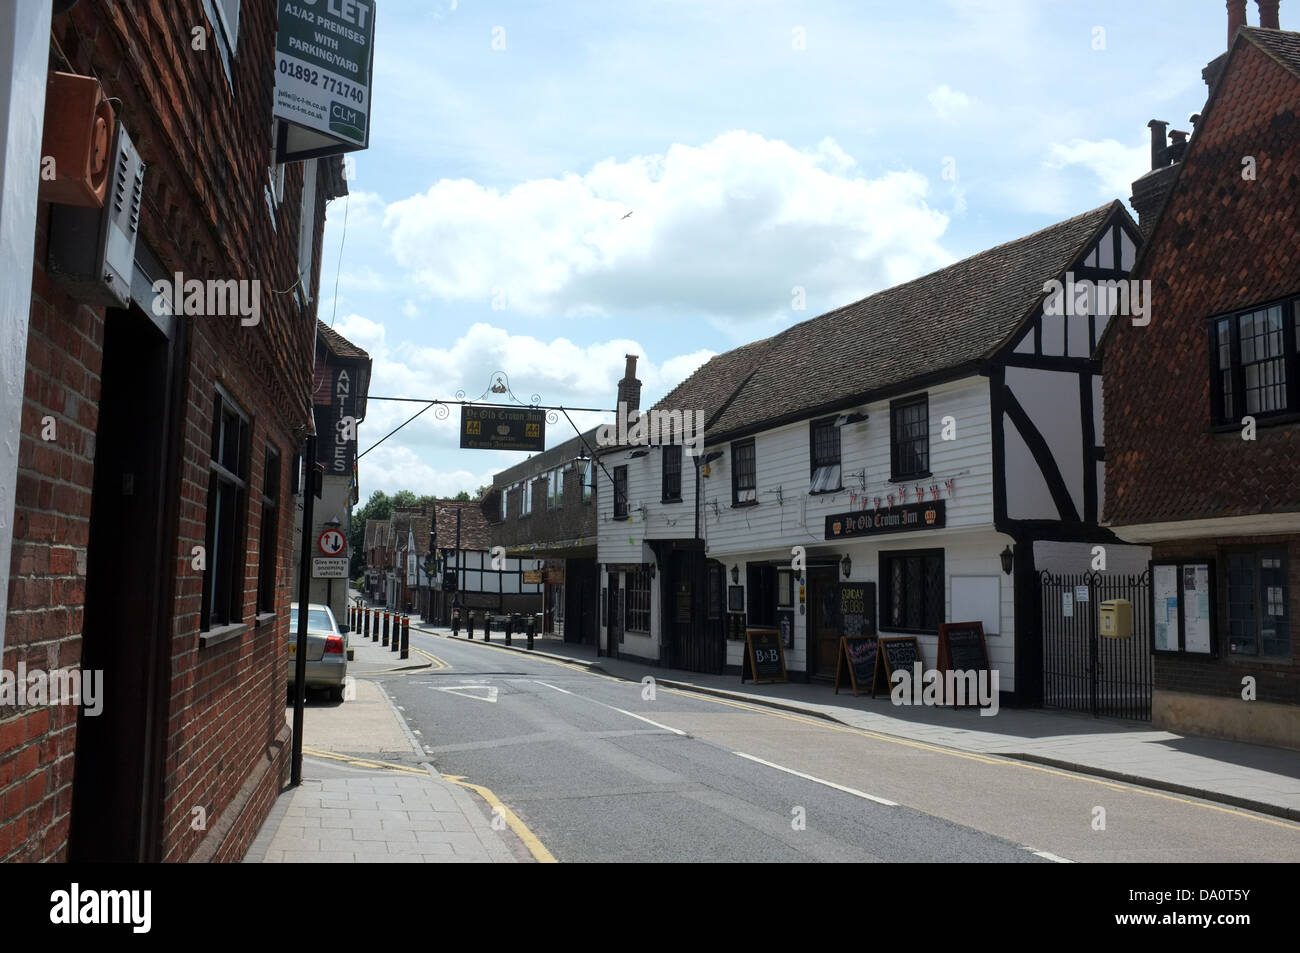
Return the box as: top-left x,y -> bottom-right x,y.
0,0 -> 53,656
1004,365 -> 1085,521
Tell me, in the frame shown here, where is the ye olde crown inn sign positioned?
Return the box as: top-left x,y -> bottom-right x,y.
826,501 -> 946,540
460,407 -> 547,452
273,0 -> 376,161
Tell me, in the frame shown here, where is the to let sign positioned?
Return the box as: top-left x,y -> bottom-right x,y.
273,0 -> 376,160
460,406 -> 546,451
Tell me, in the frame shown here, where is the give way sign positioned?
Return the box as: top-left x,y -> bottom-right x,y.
318,528 -> 347,556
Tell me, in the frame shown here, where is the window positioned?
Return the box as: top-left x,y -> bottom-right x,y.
581,459 -> 593,503
546,469 -> 559,510
880,549 -> 944,633
297,159 -> 318,303
1227,550 -> 1289,657
662,444 -> 682,501
203,0 -> 241,84
626,570 -> 651,633
890,395 -> 929,480
499,485 -> 508,521
1210,298 -> 1299,425
257,446 -> 281,614
202,390 -> 251,630
732,439 -> 756,505
809,417 -> 841,493
522,480 -> 532,516
613,466 -> 628,520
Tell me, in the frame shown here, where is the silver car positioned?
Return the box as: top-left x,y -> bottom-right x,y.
288,602 -> 347,701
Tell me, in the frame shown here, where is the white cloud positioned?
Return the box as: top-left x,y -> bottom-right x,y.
1045,136 -> 1149,200
380,131 -> 953,324
928,84 -> 976,122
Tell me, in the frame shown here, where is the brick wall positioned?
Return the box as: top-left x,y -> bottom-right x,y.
2,0 -> 336,861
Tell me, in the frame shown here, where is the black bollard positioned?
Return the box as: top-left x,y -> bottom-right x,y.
484,614 -> 490,643
526,616 -> 535,650
391,614 -> 401,653
382,611 -> 390,647
467,614 -> 474,640
400,615 -> 409,660
452,609 -> 460,637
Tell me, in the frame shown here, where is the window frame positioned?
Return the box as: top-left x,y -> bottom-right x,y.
581,459 -> 594,503
1224,548 -> 1290,659
625,569 -> 651,634
731,438 -> 757,506
202,388 -> 251,632
809,415 -> 842,493
890,395 -> 930,482
879,548 -> 945,635
661,443 -> 683,502
1208,297 -> 1300,428
612,466 -> 629,520
202,0 -> 240,87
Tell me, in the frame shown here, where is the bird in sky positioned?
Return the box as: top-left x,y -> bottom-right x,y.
621,210 -> 633,220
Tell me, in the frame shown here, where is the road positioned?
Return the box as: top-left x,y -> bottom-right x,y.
374,628 -> 1300,863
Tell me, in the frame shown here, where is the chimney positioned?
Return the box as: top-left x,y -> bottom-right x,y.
617,354 -> 642,413
1147,119 -> 1170,171
1228,0 -> 1248,46
1257,0 -> 1280,29
1130,120 -> 1181,236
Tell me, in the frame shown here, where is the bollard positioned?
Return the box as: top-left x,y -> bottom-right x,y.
368,607 -> 376,642
391,614 -> 400,653
382,611 -> 389,647
400,615 -> 409,660
527,615 -> 535,650
452,609 -> 460,637
484,614 -> 490,643
505,616 -> 513,646
467,614 -> 475,640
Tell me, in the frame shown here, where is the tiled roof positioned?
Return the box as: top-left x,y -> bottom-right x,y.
317,320 -> 369,360
1244,26 -> 1300,78
410,516 -> 433,556
433,500 -> 492,552
651,203 -> 1119,443
364,518 -> 388,550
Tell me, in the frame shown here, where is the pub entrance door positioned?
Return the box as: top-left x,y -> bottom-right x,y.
807,567 -> 840,679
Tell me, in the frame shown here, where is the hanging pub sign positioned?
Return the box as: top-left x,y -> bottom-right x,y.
826,501 -> 945,540
459,406 -> 545,451
273,0 -> 377,162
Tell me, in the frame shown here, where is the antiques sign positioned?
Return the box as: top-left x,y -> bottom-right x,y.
460,406 -> 546,451
314,363 -> 358,476
826,501 -> 945,540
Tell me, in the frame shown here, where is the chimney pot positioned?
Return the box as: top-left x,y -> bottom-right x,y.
617,354 -> 642,413
1147,119 -> 1170,170
1256,0 -> 1280,29
1228,0 -> 1249,47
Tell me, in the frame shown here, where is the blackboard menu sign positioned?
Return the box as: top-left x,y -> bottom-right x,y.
878,636 -> 923,685
838,582 -> 876,638
834,636 -> 879,696
741,627 -> 787,684
776,608 -> 794,648
938,621 -> 990,680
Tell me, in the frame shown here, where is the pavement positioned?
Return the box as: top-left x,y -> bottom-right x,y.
244,630 -> 526,863
408,618 -> 1300,822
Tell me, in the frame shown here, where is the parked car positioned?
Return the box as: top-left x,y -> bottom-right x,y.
287,602 -> 347,702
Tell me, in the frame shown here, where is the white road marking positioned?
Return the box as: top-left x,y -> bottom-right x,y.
609,707 -> 687,736
435,685 -> 500,703
532,680 -> 573,695
1027,848 -> 1073,863
733,752 -> 898,806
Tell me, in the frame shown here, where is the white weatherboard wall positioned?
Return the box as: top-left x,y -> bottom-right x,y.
703,377 -> 994,559
598,565 -> 661,662
595,445 -> 699,567
0,0 -> 53,656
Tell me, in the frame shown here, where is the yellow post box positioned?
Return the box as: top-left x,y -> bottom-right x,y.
1099,599 -> 1133,638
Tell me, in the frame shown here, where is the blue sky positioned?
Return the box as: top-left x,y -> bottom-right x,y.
320,0 -> 1237,499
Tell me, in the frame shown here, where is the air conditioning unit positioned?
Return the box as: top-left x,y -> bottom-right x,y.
47,121 -> 145,308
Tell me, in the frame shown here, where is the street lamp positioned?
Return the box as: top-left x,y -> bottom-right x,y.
1000,545 -> 1015,576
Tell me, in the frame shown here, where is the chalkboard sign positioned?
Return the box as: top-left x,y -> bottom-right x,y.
741,627 -> 787,684
838,582 -> 876,638
878,636 -> 923,686
776,608 -> 794,648
937,622 -> 990,707
834,636 -> 879,696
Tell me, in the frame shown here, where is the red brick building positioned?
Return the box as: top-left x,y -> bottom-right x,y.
1104,14 -> 1299,748
2,1 -> 346,860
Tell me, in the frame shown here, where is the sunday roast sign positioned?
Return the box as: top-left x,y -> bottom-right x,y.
460,406 -> 546,452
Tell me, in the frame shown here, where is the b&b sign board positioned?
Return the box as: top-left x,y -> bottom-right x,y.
741,628 -> 787,685
273,0 -> 376,162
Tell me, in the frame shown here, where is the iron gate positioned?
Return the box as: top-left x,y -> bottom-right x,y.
1040,570 -> 1152,721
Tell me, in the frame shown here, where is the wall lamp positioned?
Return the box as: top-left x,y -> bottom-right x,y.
730,564 -> 739,584
841,553 -> 852,578
1000,545 -> 1015,576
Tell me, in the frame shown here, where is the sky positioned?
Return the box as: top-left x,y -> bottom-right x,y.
319,0 -> 1239,501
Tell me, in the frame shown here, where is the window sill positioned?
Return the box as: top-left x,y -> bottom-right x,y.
613,515 -> 630,522
661,496 -> 683,504
890,472 -> 932,483
1209,412 -> 1300,434
731,501 -> 759,509
255,611 -> 277,626
807,488 -> 843,497
200,622 -> 249,649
